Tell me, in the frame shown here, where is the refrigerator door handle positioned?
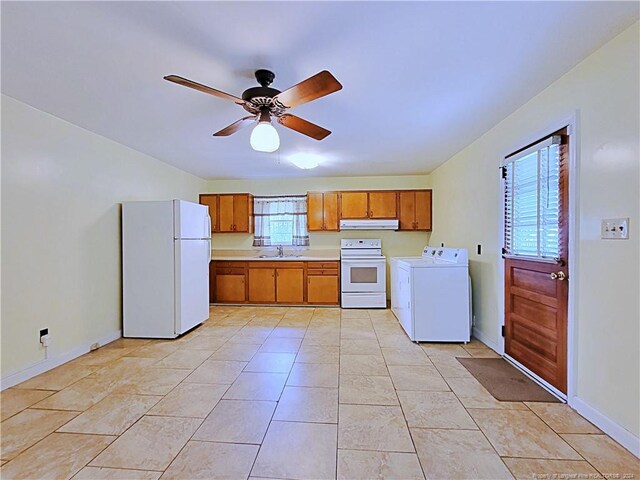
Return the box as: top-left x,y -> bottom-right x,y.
207,238 -> 212,262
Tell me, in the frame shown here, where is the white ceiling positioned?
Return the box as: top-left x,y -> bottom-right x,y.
2,2 -> 637,179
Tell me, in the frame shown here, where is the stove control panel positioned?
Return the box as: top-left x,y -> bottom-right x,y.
341,239 -> 382,249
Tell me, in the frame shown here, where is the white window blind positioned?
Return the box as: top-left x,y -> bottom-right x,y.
503,136 -> 562,260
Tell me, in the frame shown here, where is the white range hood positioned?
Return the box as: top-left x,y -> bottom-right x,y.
339,219 -> 399,230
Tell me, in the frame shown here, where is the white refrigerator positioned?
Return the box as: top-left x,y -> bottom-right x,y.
122,200 -> 211,338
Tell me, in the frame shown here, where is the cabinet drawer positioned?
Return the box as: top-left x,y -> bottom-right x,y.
307,261 -> 340,270
215,261 -> 247,268
248,261 -> 305,269
307,269 -> 339,277
215,267 -> 245,275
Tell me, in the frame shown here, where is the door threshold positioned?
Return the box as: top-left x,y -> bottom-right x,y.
503,354 -> 567,402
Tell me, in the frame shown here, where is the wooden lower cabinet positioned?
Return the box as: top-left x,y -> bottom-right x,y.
248,268 -> 276,303
215,274 -> 246,303
276,268 -> 304,303
210,260 -> 339,305
307,275 -> 340,304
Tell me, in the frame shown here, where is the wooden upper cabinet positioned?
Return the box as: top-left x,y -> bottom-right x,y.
398,191 -> 416,230
340,192 -> 369,219
307,192 -> 339,231
307,193 -> 325,231
214,193 -> 253,233
199,194 -> 219,232
323,192 -> 339,231
398,190 -> 432,231
218,195 -> 235,233
232,194 -> 251,232
414,190 -> 432,230
369,191 -> 397,219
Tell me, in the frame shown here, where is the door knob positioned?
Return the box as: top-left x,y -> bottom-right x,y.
550,271 -> 566,281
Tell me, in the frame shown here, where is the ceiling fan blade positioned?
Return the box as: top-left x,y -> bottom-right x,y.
277,114 -> 331,140
164,75 -> 246,105
274,71 -> 342,109
213,116 -> 256,136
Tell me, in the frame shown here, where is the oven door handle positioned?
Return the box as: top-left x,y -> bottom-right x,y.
342,258 -> 386,263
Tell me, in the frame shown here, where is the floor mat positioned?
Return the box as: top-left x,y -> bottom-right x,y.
456,357 -> 561,402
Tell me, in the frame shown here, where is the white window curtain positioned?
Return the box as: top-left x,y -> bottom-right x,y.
253,196 -> 309,247
503,135 -> 562,260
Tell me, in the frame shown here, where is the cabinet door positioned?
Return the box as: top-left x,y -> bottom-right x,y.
218,195 -> 235,232
369,191 -> 397,219
199,195 -> 219,232
248,268 -> 276,303
323,192 -> 340,231
307,193 -> 325,231
209,261 -> 216,302
414,190 -> 432,231
233,194 -> 250,232
398,191 -> 416,230
307,275 -> 339,304
340,192 -> 368,219
276,268 -> 304,304
216,274 -> 246,302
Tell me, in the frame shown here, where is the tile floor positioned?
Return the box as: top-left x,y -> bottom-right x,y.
1,306 -> 638,479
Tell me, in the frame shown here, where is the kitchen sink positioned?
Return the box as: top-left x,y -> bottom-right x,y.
256,254 -> 303,258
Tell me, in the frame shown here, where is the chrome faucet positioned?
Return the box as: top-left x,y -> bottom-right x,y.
277,245 -> 284,257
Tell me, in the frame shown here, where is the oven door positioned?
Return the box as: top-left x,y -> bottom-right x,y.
341,258 -> 386,293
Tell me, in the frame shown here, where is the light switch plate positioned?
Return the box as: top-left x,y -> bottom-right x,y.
601,218 -> 629,239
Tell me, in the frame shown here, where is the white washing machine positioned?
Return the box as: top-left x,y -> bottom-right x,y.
391,246 -> 471,342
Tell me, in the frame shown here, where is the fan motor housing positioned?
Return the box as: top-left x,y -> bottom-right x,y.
241,86 -> 281,101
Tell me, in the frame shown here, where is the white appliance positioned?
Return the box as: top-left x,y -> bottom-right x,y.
339,219 -> 399,230
122,200 -> 211,338
391,246 -> 471,342
341,238 -> 387,308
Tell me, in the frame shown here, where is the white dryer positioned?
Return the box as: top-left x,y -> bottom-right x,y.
391,247 -> 471,342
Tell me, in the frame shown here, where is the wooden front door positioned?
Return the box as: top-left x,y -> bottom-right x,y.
504,129 -> 569,394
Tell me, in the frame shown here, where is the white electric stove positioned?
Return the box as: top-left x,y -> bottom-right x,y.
340,239 -> 387,308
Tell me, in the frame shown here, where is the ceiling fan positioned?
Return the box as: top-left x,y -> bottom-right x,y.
164,69 -> 342,152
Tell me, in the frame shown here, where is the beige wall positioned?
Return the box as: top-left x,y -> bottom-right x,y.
1,95 -> 207,379
207,175 -> 432,296
428,24 -> 639,437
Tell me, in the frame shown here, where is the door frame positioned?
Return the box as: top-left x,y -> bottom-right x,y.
497,111 -> 579,404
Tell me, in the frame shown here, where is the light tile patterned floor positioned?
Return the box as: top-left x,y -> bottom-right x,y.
1,306 -> 638,479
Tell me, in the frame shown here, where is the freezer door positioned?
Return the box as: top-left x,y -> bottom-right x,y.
175,239 -> 210,334
174,200 -> 211,239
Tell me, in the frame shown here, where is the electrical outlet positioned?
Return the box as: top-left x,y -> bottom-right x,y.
39,328 -> 48,340
477,244 -> 482,255
601,218 -> 630,239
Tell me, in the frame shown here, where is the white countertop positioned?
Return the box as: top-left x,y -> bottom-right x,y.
211,249 -> 340,262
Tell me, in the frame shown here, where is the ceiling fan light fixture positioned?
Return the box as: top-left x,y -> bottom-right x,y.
250,110 -> 280,153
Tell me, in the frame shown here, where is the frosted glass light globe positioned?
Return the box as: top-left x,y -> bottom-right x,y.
250,122 -> 280,152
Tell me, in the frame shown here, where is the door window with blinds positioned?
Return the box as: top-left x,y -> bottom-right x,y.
503,135 -> 564,260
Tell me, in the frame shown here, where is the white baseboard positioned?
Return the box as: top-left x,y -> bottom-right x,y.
570,396 -> 640,458
472,326 -> 500,353
0,329 -> 122,390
